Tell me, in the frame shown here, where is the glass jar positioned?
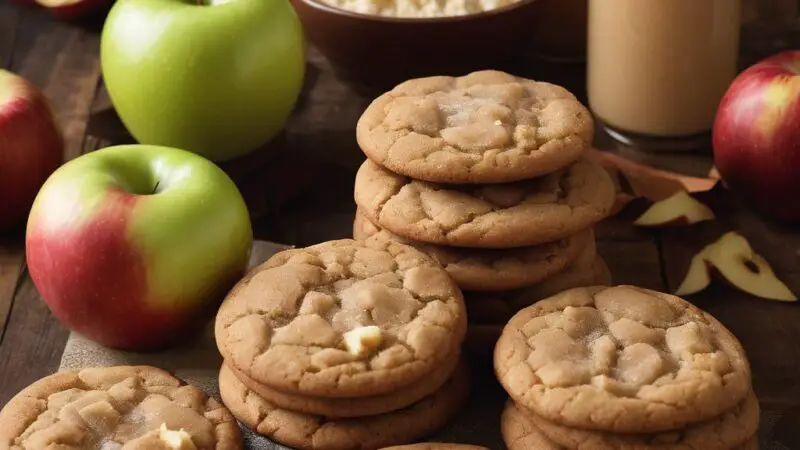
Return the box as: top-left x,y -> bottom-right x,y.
587,0 -> 742,151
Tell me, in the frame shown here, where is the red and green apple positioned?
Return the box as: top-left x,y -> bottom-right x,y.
713,50 -> 800,223
26,144 -> 254,350
100,0 -> 306,162
0,69 -> 64,231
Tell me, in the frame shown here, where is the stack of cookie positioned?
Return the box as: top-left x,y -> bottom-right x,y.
214,239 -> 471,450
495,285 -> 760,450
351,70 -> 616,355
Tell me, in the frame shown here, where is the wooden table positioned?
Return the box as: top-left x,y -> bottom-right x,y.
2,4 -> 800,446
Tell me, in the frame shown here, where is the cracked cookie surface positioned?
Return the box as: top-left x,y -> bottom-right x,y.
353,209 -> 593,291
215,238 -> 467,398
354,156 -> 614,249
466,254 -> 611,325
494,286 -> 752,432
218,361 -> 470,450
356,70 -> 592,184
226,350 -> 459,418
0,365 -> 242,450
526,390 -> 759,450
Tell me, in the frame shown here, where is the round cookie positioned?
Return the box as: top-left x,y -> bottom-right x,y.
465,255 -> 611,325
219,361 -> 471,450
526,390 -> 760,450
355,70 -> 593,184
382,444 -> 489,449
501,401 -> 562,450
215,238 -> 467,398
502,393 -> 760,450
0,365 -> 242,449
494,285 -> 752,433
354,156 -> 614,249
226,350 -> 460,418
353,209 -> 595,291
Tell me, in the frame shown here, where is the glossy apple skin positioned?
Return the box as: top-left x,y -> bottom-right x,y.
0,70 -> 64,231
26,145 -> 254,350
36,0 -> 110,19
713,50 -> 800,223
100,0 -> 306,162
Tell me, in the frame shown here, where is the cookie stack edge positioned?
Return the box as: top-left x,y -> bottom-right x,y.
494,285 -> 759,450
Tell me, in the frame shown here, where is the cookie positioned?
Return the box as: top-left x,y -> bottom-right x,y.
381,444 -> 489,449
527,390 -> 760,450
494,285 -> 752,432
219,361 -> 471,450
226,350 -> 460,418
354,156 -> 614,249
356,70 -> 593,184
465,256 -> 611,325
501,401 -> 562,450
215,238 -> 467,398
353,209 -> 594,291
0,365 -> 242,449
502,394 -> 760,450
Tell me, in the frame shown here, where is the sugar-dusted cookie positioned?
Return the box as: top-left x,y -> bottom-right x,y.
0,365 -> 242,449
353,209 -> 594,291
354,156 -> 614,249
501,401 -> 563,450
219,361 -> 471,450
215,238 -> 467,398
356,70 -> 593,184
465,255 -> 611,325
226,350 -> 460,418
495,286 -> 752,432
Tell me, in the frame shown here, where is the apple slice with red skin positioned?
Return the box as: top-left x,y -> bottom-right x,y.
26,144 -> 254,351
35,0 -> 109,19
634,190 -> 715,227
676,231 -> 797,302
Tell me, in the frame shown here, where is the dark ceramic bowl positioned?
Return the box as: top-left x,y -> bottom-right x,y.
290,0 -> 546,93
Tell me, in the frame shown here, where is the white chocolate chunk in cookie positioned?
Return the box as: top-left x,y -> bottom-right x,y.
160,423 -> 198,450
344,325 -> 383,357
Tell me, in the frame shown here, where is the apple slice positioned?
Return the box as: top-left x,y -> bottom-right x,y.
634,190 -> 715,227
676,231 -> 797,301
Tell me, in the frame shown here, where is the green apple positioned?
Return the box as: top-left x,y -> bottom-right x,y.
26,144 -> 253,350
100,0 -> 305,162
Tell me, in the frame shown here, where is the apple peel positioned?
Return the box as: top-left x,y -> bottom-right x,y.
634,190 -> 715,227
676,231 -> 797,302
592,149 -> 718,215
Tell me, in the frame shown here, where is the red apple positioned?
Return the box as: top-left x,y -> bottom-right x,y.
26,145 -> 254,351
0,70 -> 64,231
35,0 -> 109,19
713,50 -> 800,223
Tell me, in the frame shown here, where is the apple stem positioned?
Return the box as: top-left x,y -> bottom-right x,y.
152,182 -> 160,195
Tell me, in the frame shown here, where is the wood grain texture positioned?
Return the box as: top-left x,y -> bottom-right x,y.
0,240 -> 23,345
0,1 -> 20,69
